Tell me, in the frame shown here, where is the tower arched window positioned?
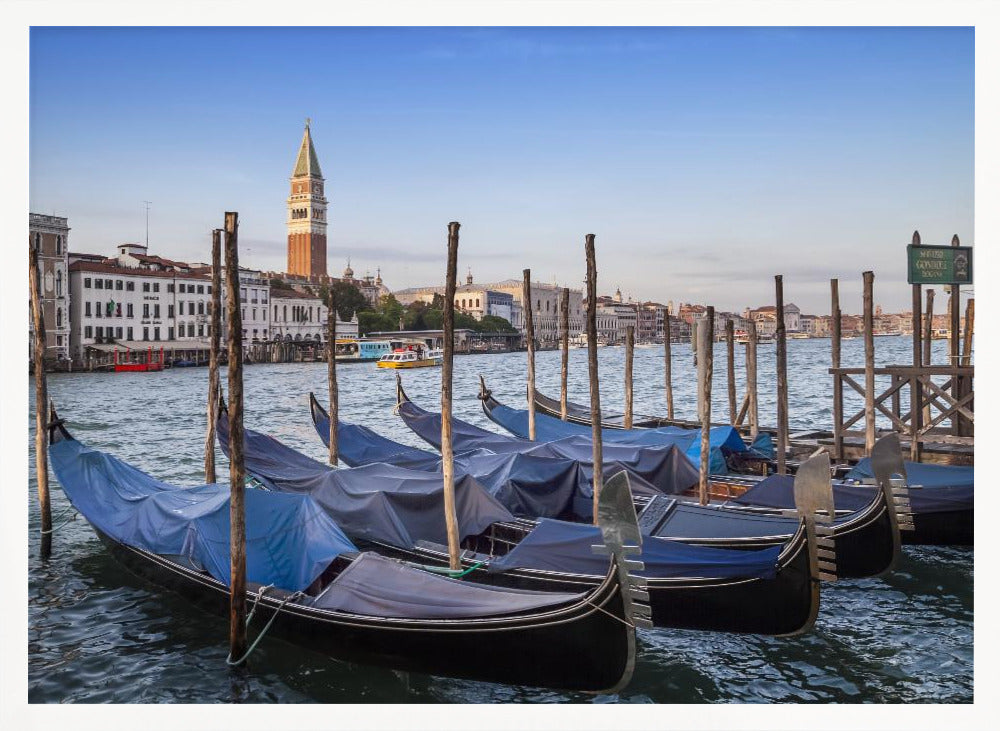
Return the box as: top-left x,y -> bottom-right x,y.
34,233 -> 41,252
56,308 -> 62,328
56,270 -> 63,296
56,235 -> 62,254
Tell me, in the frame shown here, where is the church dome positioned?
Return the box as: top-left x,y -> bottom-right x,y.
343,260 -> 354,279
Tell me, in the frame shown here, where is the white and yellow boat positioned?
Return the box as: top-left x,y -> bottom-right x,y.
376,347 -> 443,369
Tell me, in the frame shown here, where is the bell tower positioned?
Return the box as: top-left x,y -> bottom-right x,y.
287,119 -> 328,278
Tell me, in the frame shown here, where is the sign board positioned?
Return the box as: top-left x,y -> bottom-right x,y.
906,245 -> 973,285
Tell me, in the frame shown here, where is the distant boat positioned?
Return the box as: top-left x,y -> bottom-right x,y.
114,345 -> 164,373
377,346 -> 443,369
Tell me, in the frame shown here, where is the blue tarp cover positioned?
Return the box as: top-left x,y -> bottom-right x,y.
314,407 -> 698,520
732,470 -> 973,515
393,400 -> 700,499
488,518 -> 781,580
217,416 -> 515,547
484,402 -> 747,474
846,458 -> 974,488
49,437 -> 355,592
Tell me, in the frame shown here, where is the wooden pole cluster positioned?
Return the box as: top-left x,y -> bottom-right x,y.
862,271 -> 876,452
831,278 -> 843,459
560,287 -> 569,420
523,269 -> 536,440
205,229 -> 222,484
909,231 -> 923,461
725,318 -> 736,425
746,319 -> 759,439
775,276 -> 788,474
441,222 -> 463,570
327,289 -> 339,465
29,244 -> 52,558
697,308 -> 714,505
223,212 -> 248,665
584,234 -> 603,524
663,305 -> 674,420
624,325 -> 634,429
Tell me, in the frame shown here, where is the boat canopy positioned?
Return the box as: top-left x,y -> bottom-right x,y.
217,415 -> 515,546
48,437 -> 355,593
488,518 -> 781,580
310,552 -> 583,618
846,458 -> 974,489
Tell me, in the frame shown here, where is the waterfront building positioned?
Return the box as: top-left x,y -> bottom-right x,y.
286,120 -> 328,279
29,213 -> 71,363
68,243 -> 212,361
270,286 -> 358,342
482,279 -> 583,343
636,302 -> 667,342
746,303 -> 802,333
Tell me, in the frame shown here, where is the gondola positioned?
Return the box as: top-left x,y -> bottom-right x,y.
388,380 -> 905,579
46,405 -> 644,693
220,404 -> 830,636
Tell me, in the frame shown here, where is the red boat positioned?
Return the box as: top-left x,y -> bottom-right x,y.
114,346 -> 165,373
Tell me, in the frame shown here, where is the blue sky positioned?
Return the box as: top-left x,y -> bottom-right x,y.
29,26 -> 974,313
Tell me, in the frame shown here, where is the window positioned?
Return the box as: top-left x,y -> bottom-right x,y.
116,327 -> 122,339
34,233 -> 41,252
85,302 -> 92,316
127,303 -> 134,318
127,327 -> 133,340
126,281 -> 135,291
197,285 -> 204,294
198,324 -> 204,337
476,298 -> 480,308
283,305 -> 287,321
154,304 -> 160,318
274,305 -> 278,320
261,293 -> 267,304
168,305 -> 175,318
95,301 -> 102,318
105,279 -> 113,289
96,279 -> 103,290
141,282 -> 149,292
252,308 -> 256,320
143,304 -> 150,318
84,326 -> 92,339
56,308 -> 62,327
96,326 -> 104,338
154,327 -> 160,341
208,285 -> 212,295
242,308 -> 246,321
198,301 -> 205,315
240,288 -> 247,302
188,323 -> 195,337
116,303 -> 122,317
56,335 -> 63,347
84,278 -> 92,288
167,284 -> 174,293
56,235 -> 62,254
536,299 -> 540,310
143,327 -> 149,341
153,283 -> 160,292
168,327 -> 174,340
253,329 -> 258,339
116,280 -> 123,290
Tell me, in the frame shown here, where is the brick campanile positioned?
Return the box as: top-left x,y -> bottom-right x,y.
287,119 -> 328,278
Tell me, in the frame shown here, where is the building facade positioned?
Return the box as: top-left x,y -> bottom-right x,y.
29,213 -> 71,363
286,121 -> 328,278
270,286 -> 358,342
483,279 -> 584,343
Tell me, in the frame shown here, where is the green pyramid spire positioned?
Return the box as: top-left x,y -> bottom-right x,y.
292,119 -> 323,178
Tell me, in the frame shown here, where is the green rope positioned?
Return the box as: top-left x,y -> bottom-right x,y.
409,560 -> 485,579
40,505 -> 79,535
226,586 -> 303,667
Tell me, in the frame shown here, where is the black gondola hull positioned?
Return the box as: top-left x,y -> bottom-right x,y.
906,509 -> 973,546
94,530 -> 635,693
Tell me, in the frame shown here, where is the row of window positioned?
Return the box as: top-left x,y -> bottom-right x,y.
83,277 -> 210,294
272,303 -> 323,322
83,301 -> 212,319
82,324 -> 216,341
239,287 -> 268,304
32,233 -> 63,255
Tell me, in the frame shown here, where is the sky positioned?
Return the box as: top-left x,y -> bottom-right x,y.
29,26 -> 974,314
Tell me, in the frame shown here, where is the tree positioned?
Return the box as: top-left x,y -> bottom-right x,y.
329,281 -> 370,321
378,293 -> 404,325
478,315 -> 517,333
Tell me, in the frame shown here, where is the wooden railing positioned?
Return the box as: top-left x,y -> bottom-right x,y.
830,365 -> 973,459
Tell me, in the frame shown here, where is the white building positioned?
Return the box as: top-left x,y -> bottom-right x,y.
68,244 -> 213,359
480,278 -> 583,343
593,301 -> 637,344
270,286 -> 358,342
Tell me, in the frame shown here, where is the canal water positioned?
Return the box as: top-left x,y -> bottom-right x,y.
27,336 -> 972,703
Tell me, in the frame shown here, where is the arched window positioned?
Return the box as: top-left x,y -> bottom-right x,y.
56,270 -> 63,296
34,233 -> 41,252
284,305 -> 288,321
56,308 -> 62,328
56,235 -> 62,254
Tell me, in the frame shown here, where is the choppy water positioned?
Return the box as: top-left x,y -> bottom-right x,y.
27,336 -> 972,703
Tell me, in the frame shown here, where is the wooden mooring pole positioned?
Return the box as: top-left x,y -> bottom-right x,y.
747,319 -> 759,440
775,276 -> 788,474
560,287 -> 569,420
523,269 -> 536,440
863,271 -> 876,453
950,235 -> 962,434
205,229 -> 222,484
725,318 -> 736,425
441,223 -> 463,569
697,308 -> 714,505
327,289 -> 339,465
910,231 -> 923,461
584,234 -> 603,524
624,325 -> 634,429
960,297 -> 974,436
831,279 -> 842,459
223,212 -> 247,665
922,288 -> 935,425
29,244 -> 52,558
663,305 -> 674,420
